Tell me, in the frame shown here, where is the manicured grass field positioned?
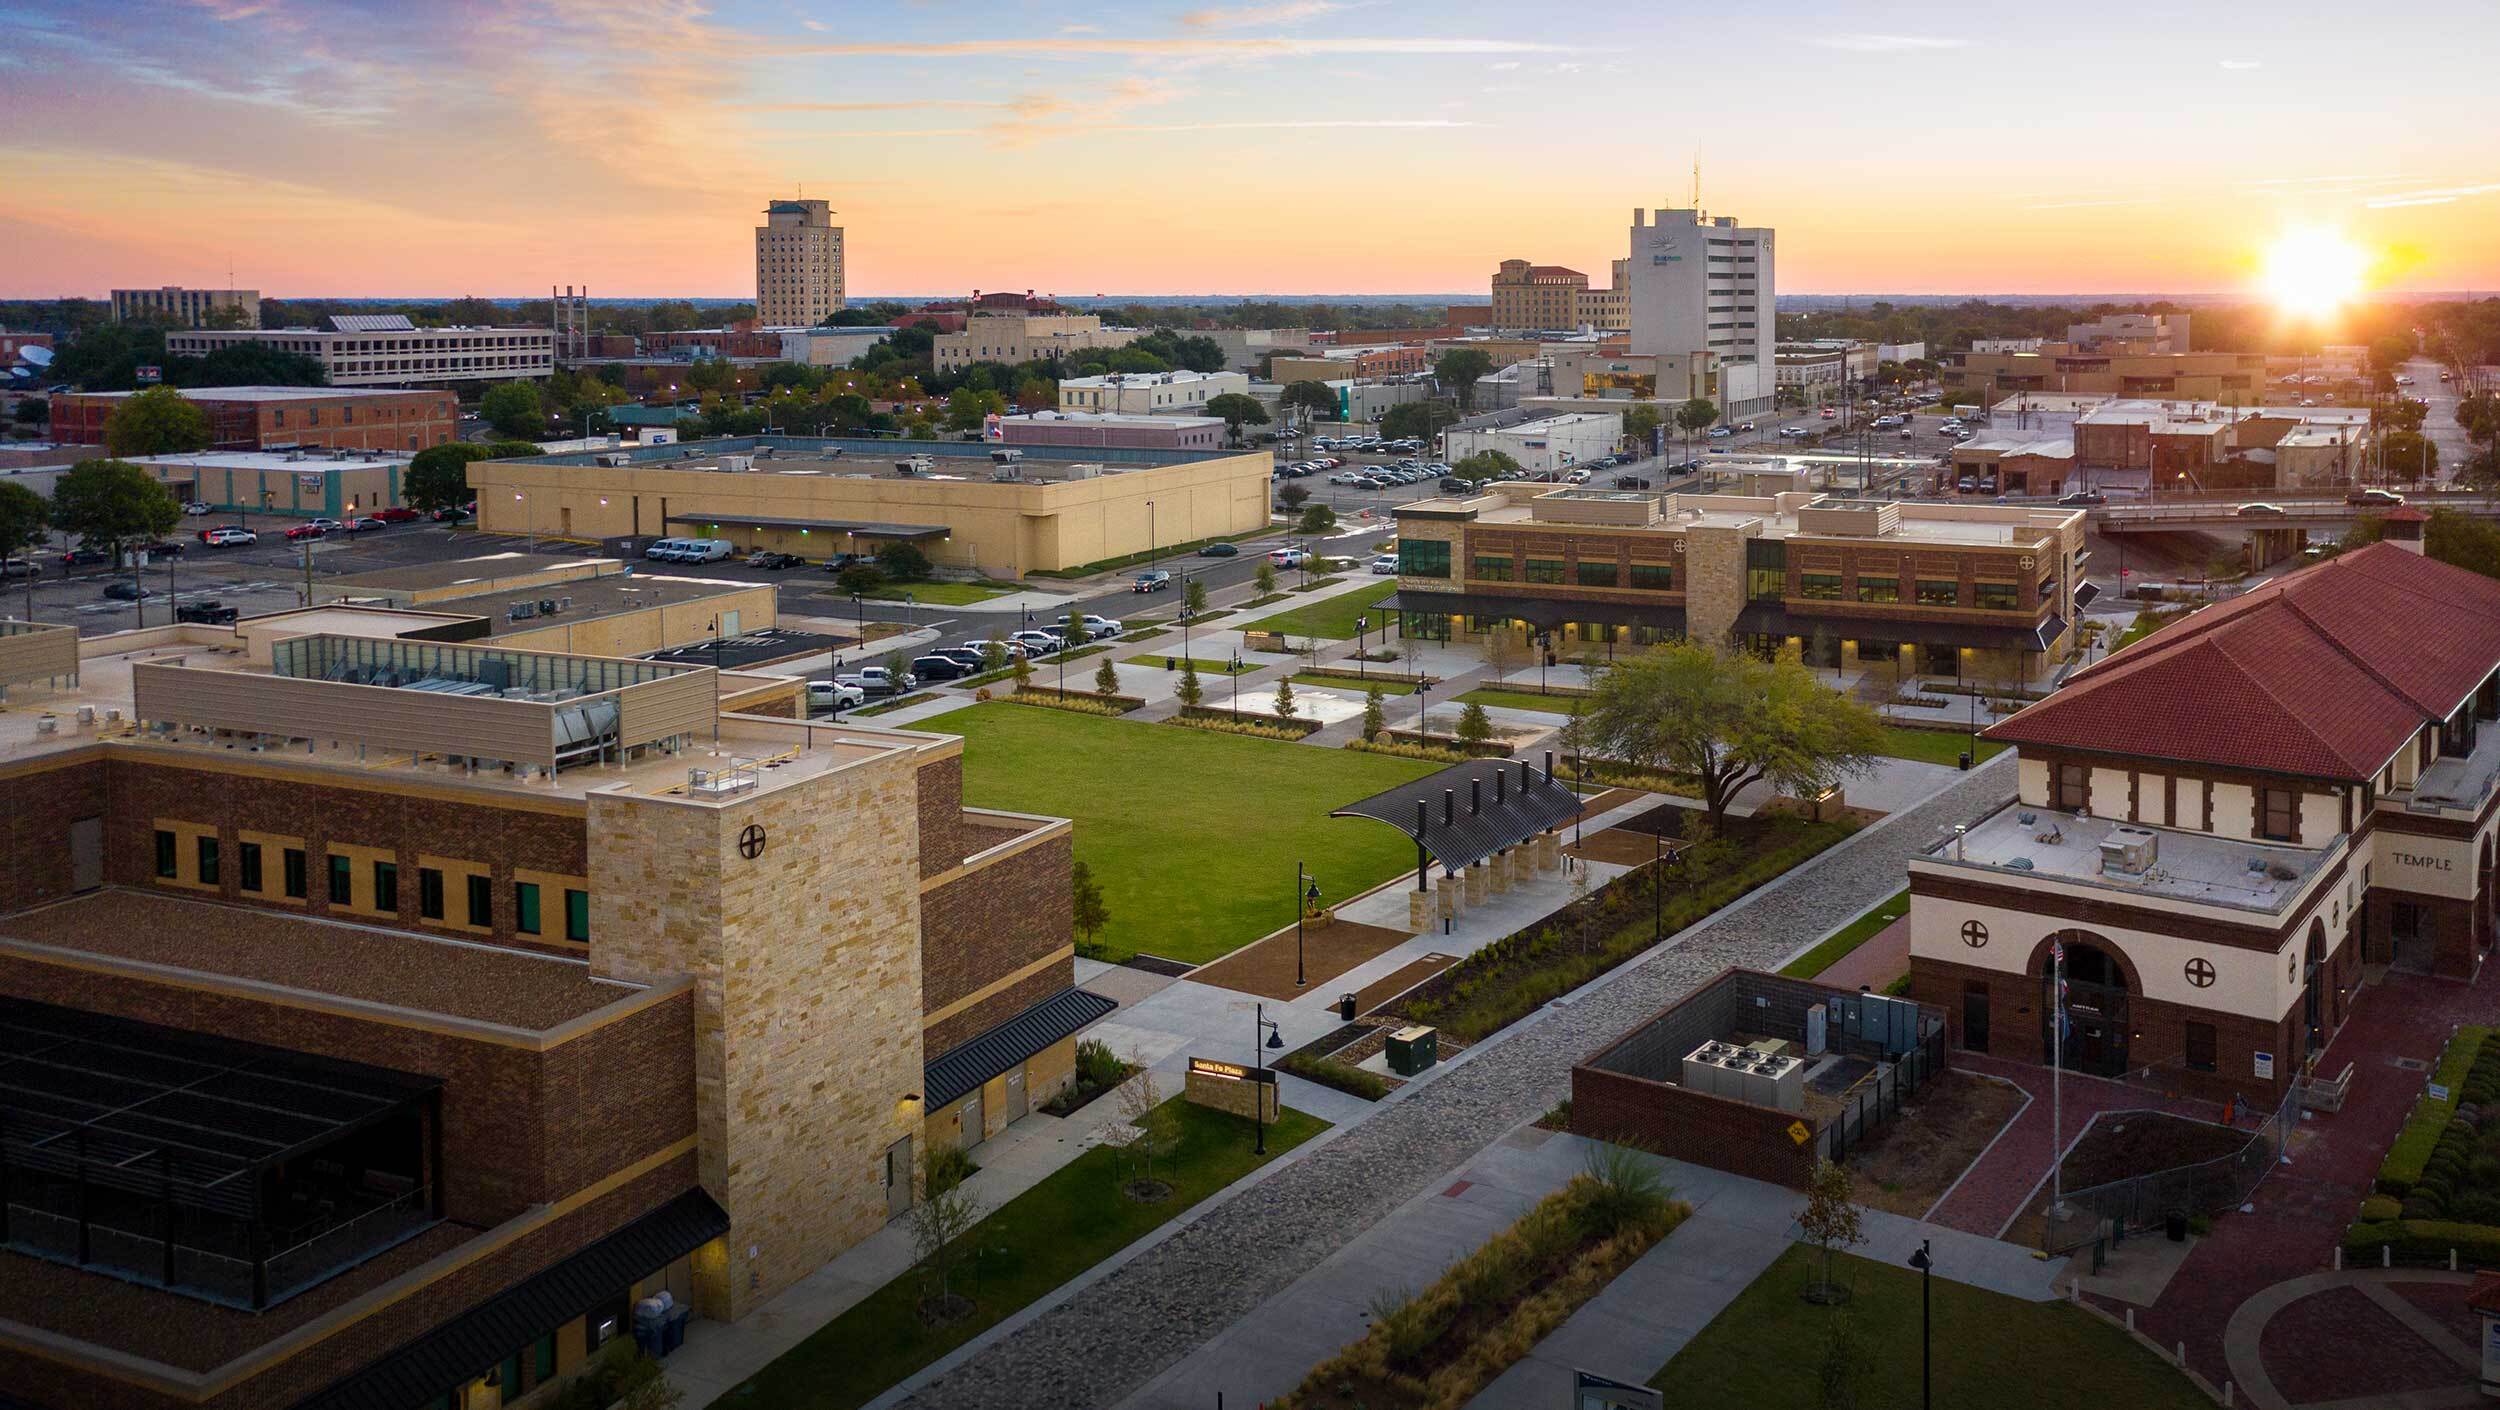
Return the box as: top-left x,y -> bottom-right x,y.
730,1099 -> 1327,1410
1654,1245 -> 2210,1410
1292,672 -> 1419,696
1877,725 -> 2007,767
862,580 -> 1018,606
918,701 -> 1438,962
1780,887 -> 1909,978
1455,686 -> 1590,715
1239,580 -> 1399,641
1120,653 -> 1254,674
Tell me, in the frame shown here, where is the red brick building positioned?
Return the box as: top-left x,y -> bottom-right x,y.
49,386 -> 456,454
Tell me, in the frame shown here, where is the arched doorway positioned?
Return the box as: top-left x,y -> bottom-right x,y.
2039,933 -> 2132,1077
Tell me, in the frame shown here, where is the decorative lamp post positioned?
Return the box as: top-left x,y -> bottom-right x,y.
1254,1004 -> 1284,1154
1909,1239 -> 1934,1410
1296,867 -> 1321,988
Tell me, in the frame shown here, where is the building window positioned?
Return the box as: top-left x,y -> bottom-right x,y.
328,854 -> 354,905
2054,762 -> 2089,811
197,836 -> 220,887
1397,539 -> 1450,578
1629,562 -> 1674,591
1915,579 -> 1961,606
2261,788 -> 2296,842
2185,1021 -> 2217,1072
1975,581 -> 2020,611
239,842 -> 263,892
1798,573 -> 1843,600
1472,554 -> 1514,582
1576,560 -> 1620,588
467,874 -> 493,928
565,889 -> 590,942
1745,539 -> 1786,601
154,830 -> 178,879
1856,576 -> 1900,603
283,848 -> 308,899
374,861 -> 399,913
1523,558 -> 1565,585
515,882 -> 542,936
420,868 -> 445,920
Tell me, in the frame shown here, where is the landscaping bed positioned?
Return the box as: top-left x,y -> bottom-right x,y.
1169,708 -> 1322,740
1845,1069 -> 2026,1219
728,1098 -> 1326,1410
1389,814 -> 1858,1042
1122,653 -> 1252,673
1780,888 -> 1911,979
1278,1050 -> 1390,1101
1008,685 -> 1145,715
1556,758 -> 1705,800
1292,672 -> 1419,696
2350,1028 -> 2500,1262
1346,737 -> 1482,764
1379,727 -> 1515,758
1039,1038 -> 1139,1118
1275,1152 -> 1688,1409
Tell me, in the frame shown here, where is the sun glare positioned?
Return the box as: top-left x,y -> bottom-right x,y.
2262,228 -> 2368,319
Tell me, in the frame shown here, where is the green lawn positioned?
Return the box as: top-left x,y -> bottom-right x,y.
1877,725 -> 2007,767
917,701 -> 1438,962
1121,653 -> 1254,674
730,1100 -> 1327,1410
1780,888 -> 1909,978
862,581 -> 1018,606
1292,672 -> 1419,696
1455,686 -> 1590,715
1654,1246 -> 2210,1410
1239,580 -> 1399,641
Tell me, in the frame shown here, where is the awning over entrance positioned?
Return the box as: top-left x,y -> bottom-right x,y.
1381,590 -> 1687,635
1733,604 -> 2067,654
1332,755 -> 1580,878
665,512 -> 949,541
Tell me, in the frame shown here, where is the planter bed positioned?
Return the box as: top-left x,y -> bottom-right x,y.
1169,706 -> 1322,739
1381,728 -> 1514,758
1009,686 -> 1145,716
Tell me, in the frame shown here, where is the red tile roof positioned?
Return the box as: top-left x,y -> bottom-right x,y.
1986,543 -> 2500,780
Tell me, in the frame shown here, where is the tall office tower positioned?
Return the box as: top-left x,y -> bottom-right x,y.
755,198 -> 845,326
1625,208 -> 1774,370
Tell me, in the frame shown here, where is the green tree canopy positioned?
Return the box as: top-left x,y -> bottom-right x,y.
0,481 -> 50,560
1674,397 -> 1720,437
1296,504 -> 1338,537
479,380 -> 544,439
1621,404 -> 1662,453
1452,450 -> 1521,483
1204,392 -> 1271,444
102,386 -> 212,457
877,540 -> 933,581
1279,380 -> 1339,425
2382,429 -> 2439,480
1580,641 -> 1885,828
1433,348 -> 1494,411
1379,399 -> 1459,442
50,458 -> 181,557
403,443 -> 493,513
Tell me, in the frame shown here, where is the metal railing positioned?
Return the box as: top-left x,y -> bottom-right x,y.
2041,1085 -> 2298,1254
263,1184 -> 435,1299
1818,1022 -> 1950,1164
6,1182 -> 433,1308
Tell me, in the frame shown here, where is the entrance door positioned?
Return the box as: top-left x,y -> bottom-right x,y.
2392,901 -> 2435,974
883,1136 -> 913,1217
1005,1067 -> 1028,1123
960,1089 -> 984,1152
69,817 -> 103,892
1922,643 -> 1959,677
1962,982 -> 1991,1054
720,609 -> 741,637
2043,937 -> 2132,1078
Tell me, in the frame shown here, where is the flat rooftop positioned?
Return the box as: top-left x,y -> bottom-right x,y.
431,571 -> 764,624
64,386 -> 429,403
0,890 -> 637,1031
514,433 -> 1245,473
1926,800 -> 2333,913
130,450 -> 411,471
1404,491 -> 2076,547
322,554 -> 616,596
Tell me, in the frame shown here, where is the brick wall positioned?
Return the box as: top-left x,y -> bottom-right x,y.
0,1154 -> 701,1410
104,755 -> 592,956
921,834 -> 1072,1054
1571,1064 -> 1818,1189
916,753 -> 967,878
0,951 -> 695,1227
0,752 -> 106,914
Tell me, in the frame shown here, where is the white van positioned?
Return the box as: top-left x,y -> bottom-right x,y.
679,539 -> 736,563
644,537 -> 691,561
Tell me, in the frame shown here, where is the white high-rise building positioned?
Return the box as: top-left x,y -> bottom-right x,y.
755,198 -> 845,326
1626,207 -> 1775,411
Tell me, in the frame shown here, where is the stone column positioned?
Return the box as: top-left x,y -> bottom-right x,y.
1438,876 -> 1462,921
1489,848 -> 1514,894
1537,831 -> 1562,871
1466,861 -> 1489,905
1408,889 -> 1429,932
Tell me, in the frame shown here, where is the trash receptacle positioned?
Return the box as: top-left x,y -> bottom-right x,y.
1958,751 -> 1974,771
1338,992 -> 1359,1021
2165,1210 -> 2189,1242
661,1305 -> 691,1355
1386,1025 -> 1438,1076
1165,657 -> 1176,670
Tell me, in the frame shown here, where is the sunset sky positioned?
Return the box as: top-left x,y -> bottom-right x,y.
6,0 -> 2498,299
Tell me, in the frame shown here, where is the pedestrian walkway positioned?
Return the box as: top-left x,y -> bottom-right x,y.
1925,1053 -> 2223,1239
1812,915 -> 1909,991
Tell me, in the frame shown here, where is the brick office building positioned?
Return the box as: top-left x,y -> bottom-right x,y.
50,386 -> 458,454
0,628 -> 1088,1409
1908,540 -> 2500,1108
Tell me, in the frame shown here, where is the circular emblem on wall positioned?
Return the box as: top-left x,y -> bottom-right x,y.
1960,920 -> 1989,948
737,823 -> 768,860
2185,957 -> 2216,988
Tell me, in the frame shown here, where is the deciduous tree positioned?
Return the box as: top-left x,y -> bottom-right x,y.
1204,392 -> 1270,446
1071,859 -> 1110,948
1452,450 -> 1519,483
50,458 -> 180,561
479,380 -> 544,439
102,386 -> 211,457
1280,380 -> 1338,427
1433,347 -> 1494,411
403,443 -> 492,513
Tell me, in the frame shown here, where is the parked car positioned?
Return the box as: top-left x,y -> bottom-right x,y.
2235,502 -> 2288,518
283,523 -> 330,542
837,665 -> 914,696
345,515 -> 390,533
1612,474 -> 1653,490
1196,541 -> 1239,557
59,547 -> 110,567
806,679 -> 867,709
372,506 -> 423,523
1269,548 -> 1312,568
1078,614 -> 1124,639
1439,476 -> 1473,493
1132,569 -> 1172,593
200,527 -> 257,546
101,581 -> 153,601
675,538 -> 735,562
175,600 -> 240,625
0,558 -> 38,578
746,550 -> 804,569
911,654 -> 973,682
2347,487 -> 2406,507
1705,426 -> 1734,439
2057,491 -> 2107,507
1369,553 -> 1399,575
1009,629 -> 1067,655
430,504 -> 471,523
181,500 -> 213,516
928,647 -> 993,671
818,552 -> 864,573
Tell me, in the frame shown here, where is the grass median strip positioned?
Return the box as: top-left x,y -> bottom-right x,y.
731,1099 -> 1327,1410
1877,724 -> 2007,767
1239,580 -> 1399,641
1292,672 -> 1419,696
1121,653 -> 1255,674
1780,887 -> 1909,978
860,580 -> 1018,606
1454,686 -> 1589,714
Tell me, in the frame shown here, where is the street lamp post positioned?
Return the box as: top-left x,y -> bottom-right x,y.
1356,614 -> 1368,679
1253,1003 -> 1283,1155
1909,1240 -> 1934,1410
1295,865 -> 1320,988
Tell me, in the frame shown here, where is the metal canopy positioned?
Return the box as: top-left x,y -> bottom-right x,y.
0,997 -> 440,1216
663,512 -> 949,540
1381,590 -> 1686,634
925,987 -> 1116,1110
1731,603 -> 2066,653
1332,755 -> 1580,878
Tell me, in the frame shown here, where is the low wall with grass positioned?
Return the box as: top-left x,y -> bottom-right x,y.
1170,706 -> 1321,739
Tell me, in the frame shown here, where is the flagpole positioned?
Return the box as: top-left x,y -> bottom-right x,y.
2052,939 -> 2065,1223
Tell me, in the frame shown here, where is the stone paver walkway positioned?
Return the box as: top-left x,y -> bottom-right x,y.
1814,915 -> 1909,990
1925,1053 -> 2223,1238
892,756 -> 2016,1409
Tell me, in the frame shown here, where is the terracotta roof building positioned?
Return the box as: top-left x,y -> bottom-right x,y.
1906,541 -> 2500,1107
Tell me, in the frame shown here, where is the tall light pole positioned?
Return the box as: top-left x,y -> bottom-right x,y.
1253,1003 -> 1282,1155
1295,865 -> 1320,988
1909,1240 -> 1933,1410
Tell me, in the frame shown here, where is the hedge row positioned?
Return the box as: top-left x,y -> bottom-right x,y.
2343,1219 -> 2500,1265
2376,1027 -> 2496,1198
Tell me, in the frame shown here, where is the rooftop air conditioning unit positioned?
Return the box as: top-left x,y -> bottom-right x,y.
2100,825 -> 2159,876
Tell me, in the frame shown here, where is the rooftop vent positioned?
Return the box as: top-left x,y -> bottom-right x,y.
2099,825 -> 2159,877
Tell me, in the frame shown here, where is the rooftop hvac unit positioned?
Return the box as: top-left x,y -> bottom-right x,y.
1681,1042 -> 1728,1097
1760,1055 -> 1805,1112
597,453 -> 630,467
2100,825 -> 2159,876
721,454 -> 753,473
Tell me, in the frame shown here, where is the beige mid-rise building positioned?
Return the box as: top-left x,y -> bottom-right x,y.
933,312 -> 1137,372
111,285 -> 259,328
755,198 -> 846,326
1490,260 -> 1588,331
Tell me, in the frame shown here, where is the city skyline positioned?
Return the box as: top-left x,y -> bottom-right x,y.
5,0 -> 2498,300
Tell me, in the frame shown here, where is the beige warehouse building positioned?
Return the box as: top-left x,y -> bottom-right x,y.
474,437 -> 1272,578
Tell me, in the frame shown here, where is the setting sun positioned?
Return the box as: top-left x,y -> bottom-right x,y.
2262,227 -> 2369,319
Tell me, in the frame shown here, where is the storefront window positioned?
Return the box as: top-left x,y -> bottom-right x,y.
1472,554 -> 1514,582
1401,611 -> 1451,641
1397,539 -> 1451,578
1523,558 -> 1565,584
1915,579 -> 1961,606
1576,561 -> 1619,587
1745,539 -> 1786,602
1629,562 -> 1675,591
1975,581 -> 2020,610
1798,573 -> 1843,600
1857,576 -> 1900,603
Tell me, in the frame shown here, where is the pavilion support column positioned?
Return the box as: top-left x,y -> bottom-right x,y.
1537,831 -> 1561,871
1490,849 -> 1514,894
1409,888 -> 1430,932
1438,875 -> 1461,921
1466,861 -> 1489,906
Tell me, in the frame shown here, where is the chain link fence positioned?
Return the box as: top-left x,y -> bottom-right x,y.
2042,1082 -> 2299,1254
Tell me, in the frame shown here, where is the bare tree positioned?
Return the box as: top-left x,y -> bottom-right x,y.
909,1147 -> 985,1318
1799,1158 -> 1865,1303
1116,1054 -> 1178,1196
